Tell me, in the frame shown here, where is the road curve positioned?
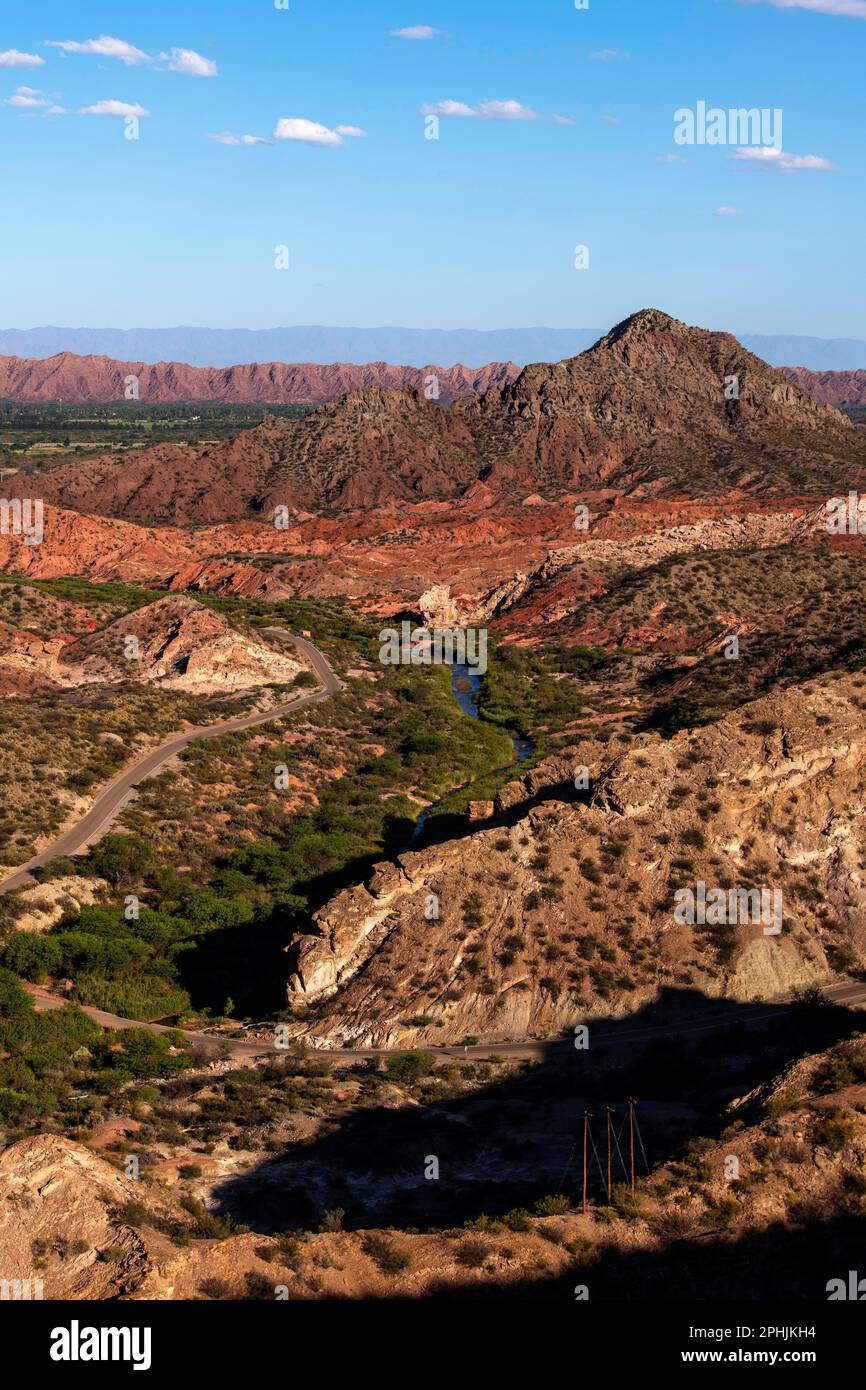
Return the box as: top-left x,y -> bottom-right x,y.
24,977 -> 866,1066
7,628 -> 866,1064
0,628 -> 345,896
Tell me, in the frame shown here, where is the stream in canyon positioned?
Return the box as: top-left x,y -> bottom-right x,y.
402,663 -> 534,851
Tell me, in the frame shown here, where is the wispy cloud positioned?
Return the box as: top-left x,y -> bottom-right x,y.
552,114 -> 576,125
0,49 -> 44,68
3,85 -> 51,108
656,152 -> 688,162
742,0 -> 866,17
420,98 -> 538,120
589,48 -> 631,59
81,99 -> 149,117
273,117 -> 364,147
47,35 -> 218,75
47,35 -> 149,65
715,205 -> 744,215
160,48 -> 218,77
390,25 -> 444,39
335,124 -> 367,137
598,114 -> 620,125
730,146 -> 838,172
208,131 -> 270,146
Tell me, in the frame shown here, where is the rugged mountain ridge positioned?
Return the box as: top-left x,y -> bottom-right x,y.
781,366 -> 866,407
1,347 -> 862,410
0,352 -> 519,405
285,672 -> 866,1046
6,311 -> 862,525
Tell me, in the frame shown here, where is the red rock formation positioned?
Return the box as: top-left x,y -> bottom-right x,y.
781,366 -> 866,407
166,560 -> 292,601
0,352 -> 519,405
5,311 -> 860,526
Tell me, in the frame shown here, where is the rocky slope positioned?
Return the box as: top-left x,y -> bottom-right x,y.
0,352 -> 519,405
6,311 -> 863,525
165,560 -> 293,602
0,594 -> 306,696
1,347 -> 860,412
284,673 -> 866,1046
4,1023 -> 866,1300
781,366 -> 866,407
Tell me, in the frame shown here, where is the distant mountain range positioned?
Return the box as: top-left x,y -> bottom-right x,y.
0,354 -> 519,406
5,309 -> 862,527
0,350 -> 863,411
1,324 -> 865,371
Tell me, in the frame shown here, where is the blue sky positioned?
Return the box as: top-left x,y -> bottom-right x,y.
1,0 -> 863,336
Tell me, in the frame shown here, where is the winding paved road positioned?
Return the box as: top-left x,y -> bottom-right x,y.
0,628 -> 344,896
7,626 -> 866,1064
23,978 -> 866,1065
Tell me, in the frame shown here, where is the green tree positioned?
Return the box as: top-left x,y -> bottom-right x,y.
89,834 -> 154,887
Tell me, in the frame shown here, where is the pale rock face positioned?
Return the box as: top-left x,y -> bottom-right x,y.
284,673 -> 866,1046
418,584 -> 465,629
0,594 -> 308,697
7,876 -> 104,933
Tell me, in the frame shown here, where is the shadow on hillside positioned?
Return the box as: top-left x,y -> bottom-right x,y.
444,1210 -> 866,1302
406,1210 -> 866,1302
211,987 -> 862,1237
175,811 -> 419,1017
212,775 -> 589,1016
410,772 -> 590,853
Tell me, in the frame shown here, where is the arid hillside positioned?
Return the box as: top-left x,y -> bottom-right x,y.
0,594 -> 307,697
781,366 -> 866,407
284,671 -> 866,1047
5,311 -> 863,526
0,352 -> 519,405
3,1020 -> 866,1301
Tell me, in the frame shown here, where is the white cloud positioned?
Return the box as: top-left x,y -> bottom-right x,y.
730,146 -> 838,172
656,153 -> 688,162
479,99 -> 536,120
47,35 -> 149,65
390,25 -> 443,39
0,49 -> 44,68
744,0 -> 866,17
161,48 -> 217,77
420,99 -> 475,117
598,114 -> 620,125
420,98 -> 537,120
81,99 -> 150,117
335,124 -> 367,137
589,48 -> 631,59
273,117 -> 351,147
209,131 -> 270,146
715,205 -> 744,215
4,85 -> 51,108
552,114 -> 576,125
47,35 -> 219,76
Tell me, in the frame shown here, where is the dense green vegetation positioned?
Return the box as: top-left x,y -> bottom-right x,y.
476,638 -> 611,746
1,658 -> 515,1020
0,579 -> 602,1024
0,401 -> 309,471
0,967 -> 189,1129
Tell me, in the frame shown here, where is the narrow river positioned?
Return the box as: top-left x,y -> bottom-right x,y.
402,663 -> 534,850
